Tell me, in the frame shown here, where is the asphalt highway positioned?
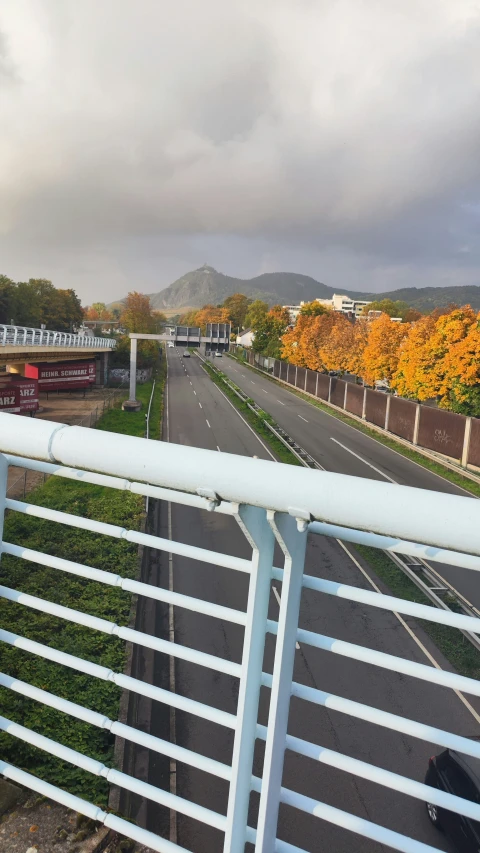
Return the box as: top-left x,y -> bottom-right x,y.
217,354 -> 480,614
144,346 -> 480,853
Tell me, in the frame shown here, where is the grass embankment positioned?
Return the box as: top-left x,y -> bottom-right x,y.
230,353 -> 480,498
356,546 -> 480,681
0,360 -> 165,805
200,358 -> 302,466
212,355 -> 480,680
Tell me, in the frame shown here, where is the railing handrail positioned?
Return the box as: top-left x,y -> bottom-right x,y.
0,324 -> 115,349
0,412 -> 478,555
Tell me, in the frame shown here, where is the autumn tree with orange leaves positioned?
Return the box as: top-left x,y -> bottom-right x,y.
361,314 -> 410,386
393,306 -> 480,413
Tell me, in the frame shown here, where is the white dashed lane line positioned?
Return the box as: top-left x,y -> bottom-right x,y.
298,415 -> 308,423
277,400 -> 285,405
206,419 -> 211,428
199,402 -> 202,409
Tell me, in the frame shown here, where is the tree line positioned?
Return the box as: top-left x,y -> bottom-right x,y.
0,275 -> 83,331
257,301 -> 479,416
85,288 -> 480,416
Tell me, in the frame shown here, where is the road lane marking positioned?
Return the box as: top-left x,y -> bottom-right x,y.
206,419 -> 211,428
330,437 -> 396,483
337,540 -> 480,726
217,445 -> 221,452
251,381 -> 256,385
190,381 -> 192,385
208,379 -> 276,461
193,390 -> 196,395
199,402 -> 202,409
262,389 -> 268,394
276,399 -> 285,405
298,415 -> 308,422
272,585 -> 300,649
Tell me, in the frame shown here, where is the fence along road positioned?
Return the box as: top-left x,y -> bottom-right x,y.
146,346 -> 475,852
218,354 -> 480,611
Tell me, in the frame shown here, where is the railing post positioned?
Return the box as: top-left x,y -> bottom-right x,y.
362,386 -> 367,419
343,381 -> 348,410
224,505 -> 276,853
462,417 -> 472,468
413,404 -> 421,445
328,376 -> 332,403
385,394 -> 391,431
314,372 -> 318,397
255,511 -> 308,852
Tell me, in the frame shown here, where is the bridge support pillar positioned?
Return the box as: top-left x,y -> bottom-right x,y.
122,337 -> 141,412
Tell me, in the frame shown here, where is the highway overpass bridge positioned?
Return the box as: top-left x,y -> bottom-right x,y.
0,324 -> 116,384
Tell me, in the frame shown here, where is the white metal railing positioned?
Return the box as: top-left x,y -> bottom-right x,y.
0,324 -> 116,349
0,412 -> 479,853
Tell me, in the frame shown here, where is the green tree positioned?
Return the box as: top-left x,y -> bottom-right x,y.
0,275 -> 14,324
361,299 -> 415,322
299,300 -> 329,317
244,299 -> 269,329
252,306 -> 289,358
120,292 -> 156,333
223,293 -> 252,329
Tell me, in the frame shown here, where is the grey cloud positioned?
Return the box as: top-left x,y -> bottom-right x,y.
0,0 -> 480,302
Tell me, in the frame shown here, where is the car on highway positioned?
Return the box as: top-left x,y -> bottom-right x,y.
425,748 -> 480,850
214,351 -> 222,358
183,351 -> 190,357
168,342 -> 174,348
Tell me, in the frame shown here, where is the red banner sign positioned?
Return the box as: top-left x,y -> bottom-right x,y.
25,361 -> 96,391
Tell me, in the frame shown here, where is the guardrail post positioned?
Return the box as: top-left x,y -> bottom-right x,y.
314,372 -> 318,397
328,376 -> 332,402
343,381 -> 348,409
413,404 -> 421,445
462,417 -> 472,468
362,386 -> 367,419
255,511 -> 308,852
385,394 -> 391,431
224,506 -> 276,853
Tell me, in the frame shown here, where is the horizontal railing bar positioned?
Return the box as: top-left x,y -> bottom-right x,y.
2,414 -> 479,555
288,680 -> 480,759
290,573 -> 480,634
284,733 -> 480,823
292,626 -> 480,697
0,761 -> 186,853
0,585 -> 241,677
4,455 -> 237,516
309,520 -> 480,573
0,673 -> 232,781
0,629 -> 236,729
1,542 -> 247,626
279,786 -> 439,853
0,715 -> 227,831
6,499 -> 251,573
265,623 -> 480,696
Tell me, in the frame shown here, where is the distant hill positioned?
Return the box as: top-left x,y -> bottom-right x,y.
110,265 -> 480,313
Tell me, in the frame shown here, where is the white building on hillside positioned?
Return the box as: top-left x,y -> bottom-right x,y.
314,294 -> 372,318
283,294 -> 372,322
283,305 -> 302,324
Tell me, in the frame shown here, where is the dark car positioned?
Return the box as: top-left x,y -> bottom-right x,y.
425,749 -> 480,851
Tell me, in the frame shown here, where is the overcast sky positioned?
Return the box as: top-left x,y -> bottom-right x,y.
1,0 -> 480,305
